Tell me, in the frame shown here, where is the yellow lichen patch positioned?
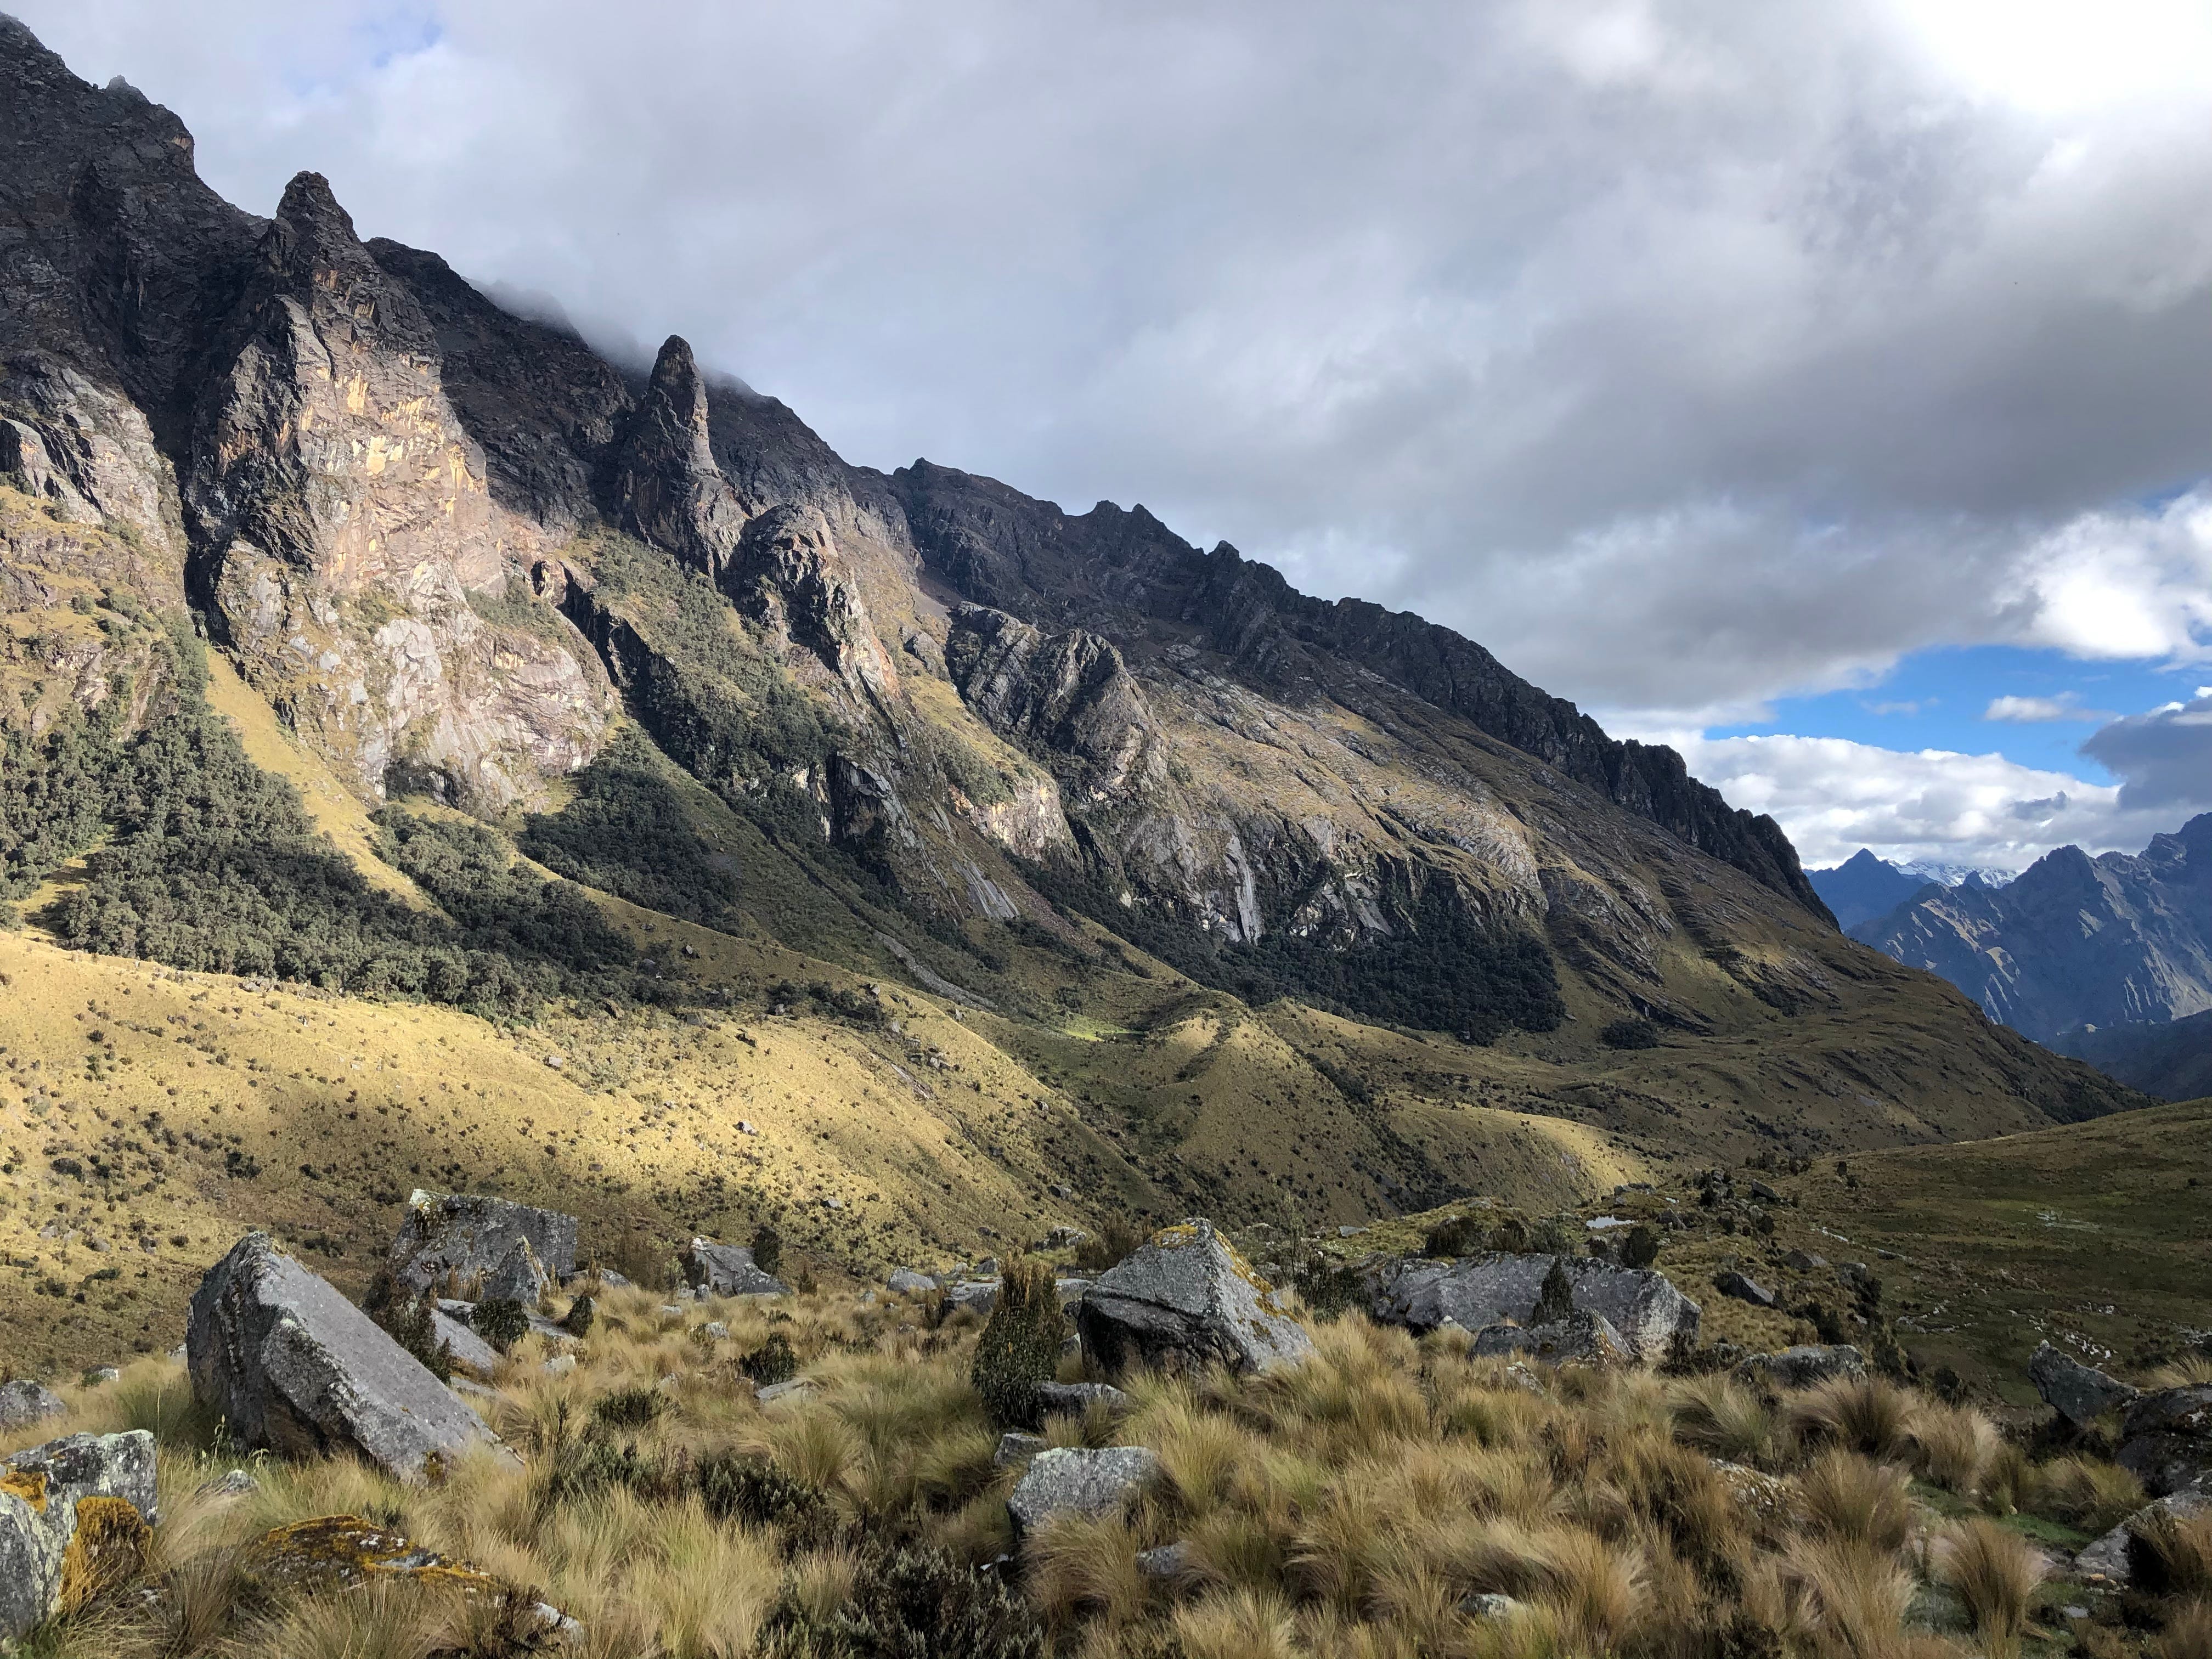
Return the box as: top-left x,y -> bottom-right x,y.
57,1494 -> 150,1613
247,1514 -> 501,1594
1,1467 -> 48,1512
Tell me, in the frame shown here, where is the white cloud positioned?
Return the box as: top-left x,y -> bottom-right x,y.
1982,692 -> 2105,722
1673,732 -> 2165,869
2081,692 -> 2212,811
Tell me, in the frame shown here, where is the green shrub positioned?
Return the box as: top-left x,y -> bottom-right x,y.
970,1258 -> 1064,1429
758,1542 -> 1045,1659
470,1297 -> 531,1354
1290,1250 -> 1364,1321
750,1224 -> 784,1277
1071,1220 -> 1139,1274
591,1384 -> 665,1430
360,1271 -> 453,1383
1423,1212 -> 1488,1257
561,1294 -> 595,1337
741,1333 -> 798,1386
1621,1223 -> 1661,1269
1600,1017 -> 1661,1049
694,1449 -> 832,1542
1534,1258 -> 1576,1326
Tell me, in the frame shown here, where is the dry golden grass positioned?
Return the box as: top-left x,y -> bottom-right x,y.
10,1282 -> 2188,1659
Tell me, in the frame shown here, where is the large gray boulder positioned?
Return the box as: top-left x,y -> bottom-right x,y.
1471,1310 -> 1628,1366
1007,1446 -> 1163,1539
188,1233 -> 515,1483
679,1238 -> 791,1297
1369,1253 -> 1699,1363
2030,1342 -> 2137,1427
1740,1345 -> 1867,1390
480,1238 -> 552,1305
0,1430 -> 158,1640
1076,1220 -> 1314,1377
428,1309 -> 504,1380
0,1380 -> 66,1432
388,1191 -> 577,1297
2119,1386 -> 2212,1495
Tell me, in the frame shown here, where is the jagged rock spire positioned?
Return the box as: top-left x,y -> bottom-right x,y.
613,334 -> 749,575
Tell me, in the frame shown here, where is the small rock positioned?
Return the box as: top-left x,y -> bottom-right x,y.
1036,1381 -> 1133,1417
84,1367 -> 120,1386
757,1378 -> 817,1406
196,1469 -> 259,1500
0,1430 -> 159,1641
388,1192 -> 578,1299
0,1381 -> 66,1432
941,1279 -> 1001,1318
701,1322 -> 730,1341
430,1310 -> 503,1379
993,1431 -> 1047,1469
1370,1252 -> 1701,1363
1714,1271 -> 1778,1309
596,1269 -> 633,1289
1460,1593 -> 1520,1619
1748,1180 -> 1783,1203
540,1355 -> 577,1376
2078,1489 -> 2211,1583
1007,1446 -> 1163,1539
2118,1386 -> 2212,1494
1045,1226 -> 1090,1251
658,1305 -> 687,1322
1782,1249 -> 1827,1272
1137,1541 -> 1194,1581
1713,1460 -> 1791,1521
1502,1363 -> 1546,1396
2030,1341 -> 2138,1428
888,1268 -> 938,1295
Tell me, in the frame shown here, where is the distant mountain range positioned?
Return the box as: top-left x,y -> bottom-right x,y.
1814,819 -> 2212,1094
1806,850 -> 2008,933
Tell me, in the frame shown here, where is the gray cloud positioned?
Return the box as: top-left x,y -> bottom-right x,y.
2082,695 -> 2212,811
12,0 -> 2212,727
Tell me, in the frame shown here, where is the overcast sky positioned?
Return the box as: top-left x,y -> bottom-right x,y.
17,0 -> 2212,870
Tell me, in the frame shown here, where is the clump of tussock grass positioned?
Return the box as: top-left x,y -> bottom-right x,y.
30,1279 -> 2186,1659
1932,1517 -> 2047,1659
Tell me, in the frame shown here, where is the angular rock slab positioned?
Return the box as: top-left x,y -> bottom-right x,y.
0,1380 -> 66,1432
429,1309 -> 504,1380
1714,1271 -> 1777,1310
1739,1345 -> 1866,1390
2030,1341 -> 2137,1427
0,1430 -> 157,1640
388,1191 -> 578,1298
2119,1386 -> 2212,1496
1471,1310 -> 1628,1366
482,1238 -> 553,1305
2078,1489 -> 2210,1584
1076,1220 -> 1314,1376
680,1238 -> 791,1297
189,1233 -> 515,1483
1007,1446 -> 1163,1539
1369,1253 -> 1699,1363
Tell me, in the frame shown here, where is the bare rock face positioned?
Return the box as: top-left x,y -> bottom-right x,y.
1739,1345 -> 1866,1390
725,503 -> 894,698
0,1430 -> 159,1640
1369,1254 -> 1699,1364
1471,1310 -> 1629,1367
947,605 -> 1169,805
1076,1220 -> 1314,1376
0,1379 -> 67,1432
188,1232 -> 512,1483
679,1237 -> 790,1297
1006,1446 -> 1162,1541
615,335 -> 751,579
481,1238 -> 553,1305
2118,1386 -> 2212,1496
2030,1341 -> 2137,1427
388,1190 -> 578,1298
185,172 -> 613,809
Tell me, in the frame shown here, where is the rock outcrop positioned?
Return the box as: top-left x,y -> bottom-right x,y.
1369,1254 -> 1699,1363
1471,1310 -> 1628,1366
2117,1386 -> 2212,1496
188,1233 -> 512,1482
1076,1220 -> 1314,1376
0,1380 -> 66,1432
1006,1446 -> 1162,1540
2030,1342 -> 2137,1427
0,1430 -> 158,1641
1739,1345 -> 1867,1390
679,1238 -> 790,1297
388,1192 -> 578,1299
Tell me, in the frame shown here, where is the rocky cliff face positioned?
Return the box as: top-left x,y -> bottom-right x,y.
0,16 -> 2141,1141
1853,816 -> 2212,1043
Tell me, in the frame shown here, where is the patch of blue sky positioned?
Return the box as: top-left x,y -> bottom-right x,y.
1709,645 -> 2206,780
275,7 -> 443,99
